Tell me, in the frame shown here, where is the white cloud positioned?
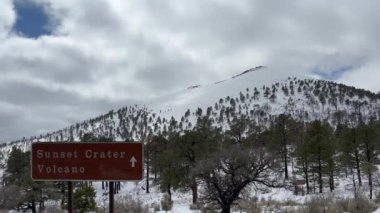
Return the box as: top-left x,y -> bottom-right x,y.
1,0 -> 380,141
0,0 -> 15,38
338,62 -> 380,93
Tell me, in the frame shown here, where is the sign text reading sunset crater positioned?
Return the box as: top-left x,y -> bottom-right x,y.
31,142 -> 143,181
36,149 -> 127,159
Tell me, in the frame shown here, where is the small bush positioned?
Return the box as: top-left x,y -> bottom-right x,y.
96,195 -> 149,213
161,194 -> 173,211
151,202 -> 160,211
374,191 -> 380,203
114,195 -> 149,213
341,195 -> 377,213
298,195 -> 377,213
41,205 -> 66,213
200,207 -> 218,213
190,203 -> 201,210
235,198 -> 261,213
303,196 -> 330,213
199,202 -> 219,213
73,185 -> 96,213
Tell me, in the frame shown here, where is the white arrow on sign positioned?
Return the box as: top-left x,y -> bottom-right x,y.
130,156 -> 137,168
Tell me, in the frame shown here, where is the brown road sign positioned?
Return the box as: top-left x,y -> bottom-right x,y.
31,142 -> 143,181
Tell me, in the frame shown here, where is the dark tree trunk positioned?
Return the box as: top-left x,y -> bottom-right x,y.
300,139 -> 310,195
146,157 -> 150,193
221,204 -> 231,213
39,201 -> 44,211
281,119 -> 289,180
365,139 -> 373,199
318,156 -> 323,193
284,144 -> 288,179
351,167 -> 357,198
329,171 -> 334,192
167,184 -> 172,202
354,148 -> 362,186
304,160 -> 310,194
191,177 -> 198,204
115,182 -> 119,194
312,170 -> 316,193
60,187 -> 65,208
345,167 -> 348,178
31,201 -> 36,213
369,172 -> 373,199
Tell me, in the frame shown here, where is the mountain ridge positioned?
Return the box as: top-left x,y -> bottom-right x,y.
1,67 -> 379,153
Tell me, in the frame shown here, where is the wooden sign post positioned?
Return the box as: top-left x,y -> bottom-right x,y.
67,181 -> 73,213
31,142 -> 143,212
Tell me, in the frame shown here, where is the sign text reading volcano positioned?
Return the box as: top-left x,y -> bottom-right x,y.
32,142 -> 143,181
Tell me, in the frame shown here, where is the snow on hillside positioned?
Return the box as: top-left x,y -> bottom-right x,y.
4,66 -> 380,147
2,66 -> 380,212
1,65 -> 380,165
148,66 -> 286,118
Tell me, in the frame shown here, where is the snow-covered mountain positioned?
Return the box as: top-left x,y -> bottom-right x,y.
2,66 -> 380,212
1,66 -> 380,154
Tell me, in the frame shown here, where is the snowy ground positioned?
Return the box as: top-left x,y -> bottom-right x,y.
1,168 -> 380,212
89,175 -> 380,213
92,180 -> 198,213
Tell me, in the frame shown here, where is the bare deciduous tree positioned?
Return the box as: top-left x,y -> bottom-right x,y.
196,144 -> 281,213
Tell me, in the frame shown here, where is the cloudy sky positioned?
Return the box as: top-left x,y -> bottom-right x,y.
0,0 -> 379,142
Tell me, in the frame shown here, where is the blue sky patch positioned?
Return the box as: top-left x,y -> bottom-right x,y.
312,65 -> 357,80
13,0 -> 51,38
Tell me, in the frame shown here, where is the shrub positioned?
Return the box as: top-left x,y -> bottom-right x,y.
236,198 -> 261,213
114,195 -> 149,213
339,195 -> 377,213
298,195 -> 376,213
41,205 -> 66,213
96,194 -> 149,213
161,194 -> 173,211
73,185 -> 96,213
190,203 -> 201,210
151,202 -> 160,211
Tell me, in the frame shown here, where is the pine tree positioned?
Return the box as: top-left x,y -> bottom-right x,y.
293,121 -> 311,194
226,115 -> 249,144
175,130 -> 206,204
178,116 -> 221,204
4,147 -> 59,212
306,120 -> 334,193
357,120 -> 379,199
156,134 -> 184,202
268,114 -> 297,179
338,123 -> 362,187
